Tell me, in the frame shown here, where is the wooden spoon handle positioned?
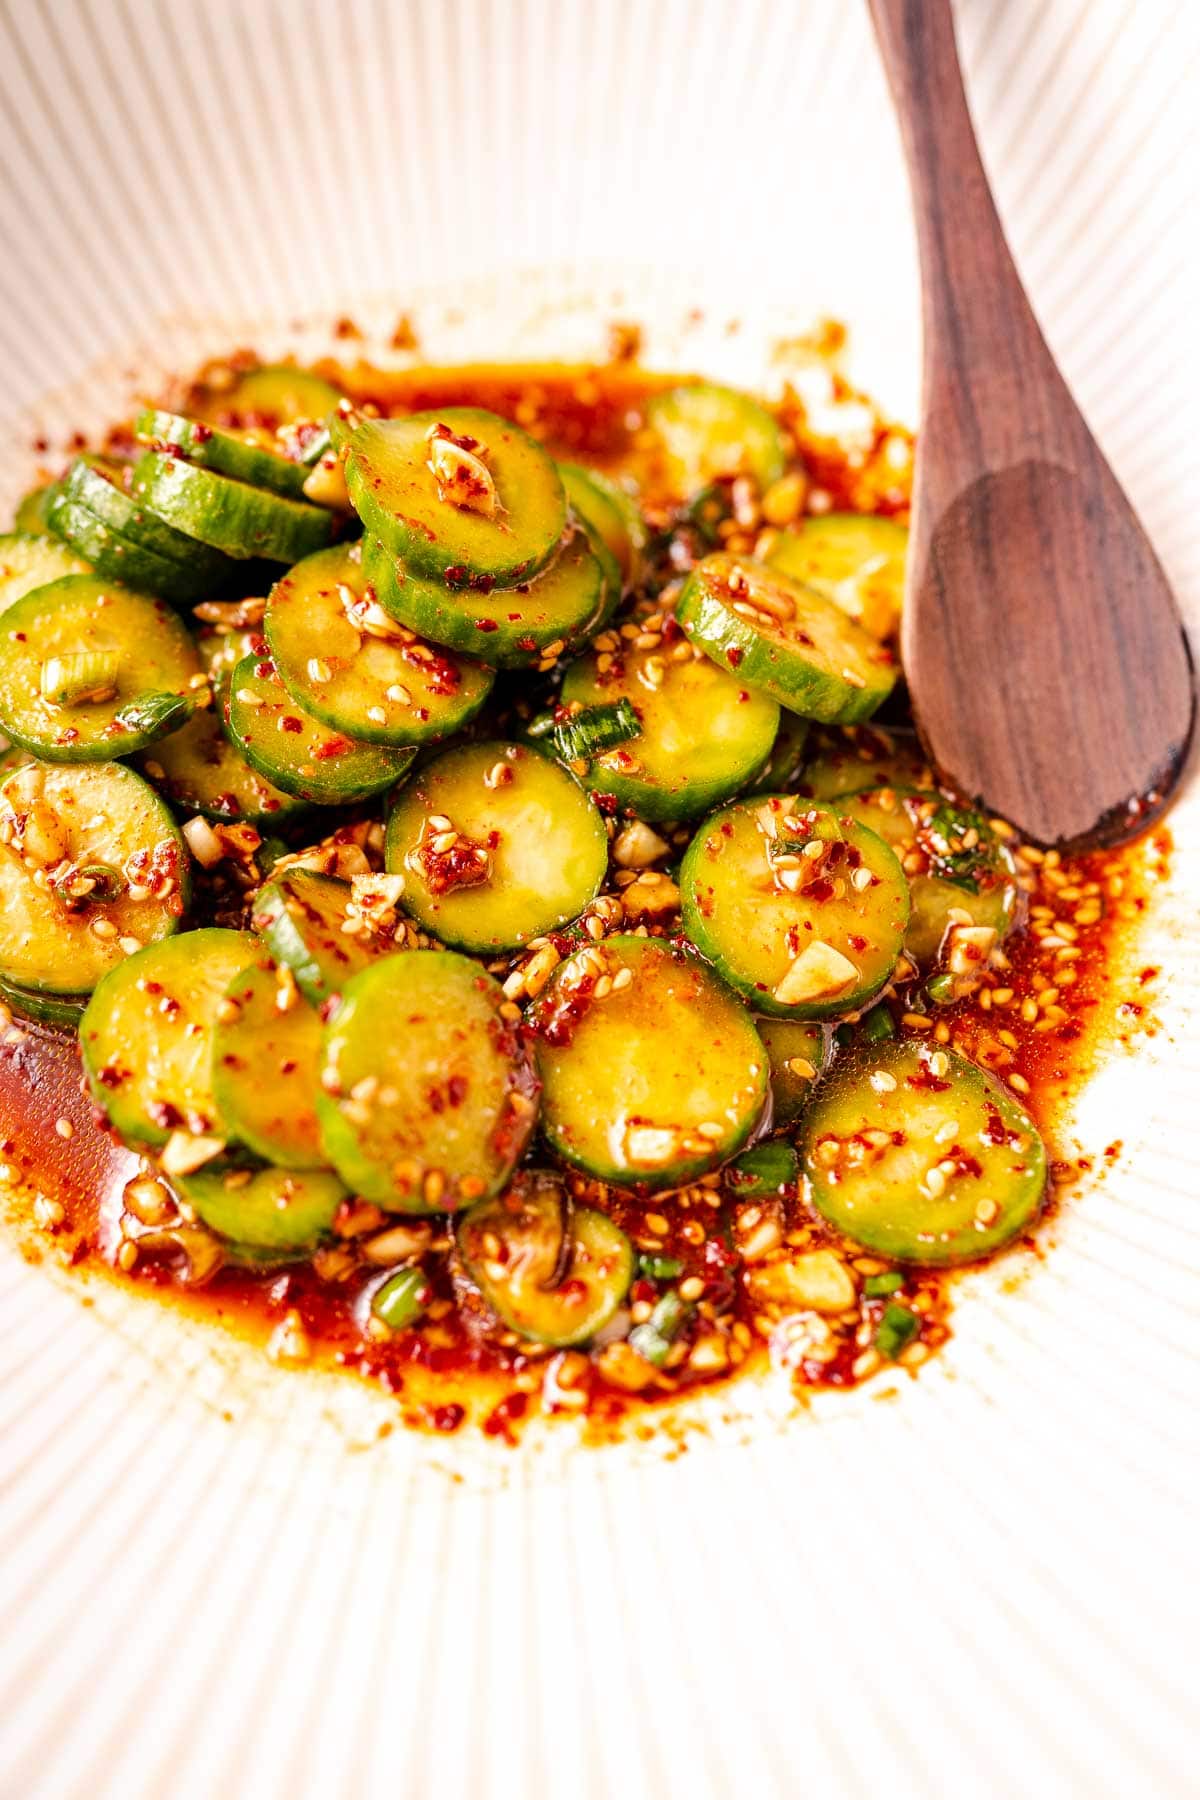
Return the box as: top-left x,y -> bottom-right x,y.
867,0 -> 1067,460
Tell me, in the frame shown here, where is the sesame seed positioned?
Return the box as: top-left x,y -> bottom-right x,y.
54,1117 -> 74,1140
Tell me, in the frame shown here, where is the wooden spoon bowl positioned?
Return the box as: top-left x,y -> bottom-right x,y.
869,0 -> 1194,849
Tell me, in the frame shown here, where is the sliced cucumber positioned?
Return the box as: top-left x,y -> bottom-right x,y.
252,869 -> 384,1005
559,636 -> 779,823
837,788 -> 1019,967
558,463 -> 646,584
211,958 -> 329,1168
344,407 -> 566,585
316,950 -> 539,1211
363,520 -> 611,671
680,795 -> 910,1020
180,1165 -> 345,1252
227,654 -> 415,805
645,382 -> 786,496
0,532 -> 90,614
756,1017 -> 830,1126
799,1040 -> 1047,1265
265,542 -> 494,746
47,492 -> 214,605
529,934 -> 768,1190
0,575 -> 201,762
61,457 -> 233,583
385,739 -> 607,953
13,481 -> 59,537
80,927 -> 258,1146
457,1172 -> 633,1346
0,977 -> 88,1028
145,630 -> 302,824
746,710 -> 811,796
136,409 -> 311,500
131,452 -> 333,563
213,364 -> 342,427
677,552 -> 897,724
0,761 -> 186,996
768,514 -> 908,641
797,723 -> 932,802
147,700 -> 302,824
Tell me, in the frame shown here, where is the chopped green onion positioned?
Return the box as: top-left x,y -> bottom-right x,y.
371,1266 -> 430,1331
523,708 -> 557,741
75,862 -> 125,902
629,1290 -> 692,1368
115,690 -> 197,737
728,1140 -> 799,1198
638,1253 -> 683,1282
552,698 -> 641,765
860,1005 -> 895,1042
925,973 -> 956,1006
875,1303 -> 920,1360
39,651 -> 119,706
863,1271 -> 904,1298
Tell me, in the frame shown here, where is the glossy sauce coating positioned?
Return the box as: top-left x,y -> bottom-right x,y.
1,355 -> 1171,1442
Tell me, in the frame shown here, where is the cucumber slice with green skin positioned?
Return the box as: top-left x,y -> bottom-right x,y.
796,724 -> 932,802
135,409 -> 310,500
363,520 -> 611,671
131,452 -> 333,563
756,1017 -> 830,1126
210,959 -> 329,1168
0,532 -> 90,614
529,934 -> 769,1190
645,383 -> 787,496
179,1165 -> 345,1252
680,795 -> 910,1020
80,927 -> 258,1146
676,553 -> 898,724
344,407 -> 567,586
0,978 -> 87,1028
227,654 -> 415,805
144,628 -> 304,825
836,788 -> 1019,967
214,365 -> 342,428
768,514 -> 909,642
559,636 -> 779,824
799,1040 -> 1047,1266
46,493 -> 215,605
558,463 -> 646,584
384,738 -> 608,952
265,542 -> 494,746
62,457 -> 233,582
252,869 -> 385,1005
13,482 -> 59,536
316,950 -> 540,1212
746,710 -> 811,796
0,761 -> 186,996
457,1172 -> 633,1346
0,575 -> 202,763
145,699 -> 304,824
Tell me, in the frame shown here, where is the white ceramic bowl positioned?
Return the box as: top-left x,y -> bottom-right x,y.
2,3 -> 1198,1795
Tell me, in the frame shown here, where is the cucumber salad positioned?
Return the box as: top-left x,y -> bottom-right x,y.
1,349 -> 1134,1435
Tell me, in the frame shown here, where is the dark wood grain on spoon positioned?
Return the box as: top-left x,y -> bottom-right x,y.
868,0 -> 1194,848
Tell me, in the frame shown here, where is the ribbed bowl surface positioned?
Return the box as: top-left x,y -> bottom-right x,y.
1,3 -> 1198,1795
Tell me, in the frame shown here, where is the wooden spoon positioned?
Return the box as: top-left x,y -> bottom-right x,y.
868,0 -> 1194,848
